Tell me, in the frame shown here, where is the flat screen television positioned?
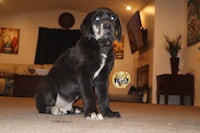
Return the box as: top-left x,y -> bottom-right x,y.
127,11 -> 147,54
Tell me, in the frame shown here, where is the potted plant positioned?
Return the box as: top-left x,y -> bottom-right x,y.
164,34 -> 182,75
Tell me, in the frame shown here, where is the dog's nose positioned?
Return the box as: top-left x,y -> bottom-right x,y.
103,23 -> 111,29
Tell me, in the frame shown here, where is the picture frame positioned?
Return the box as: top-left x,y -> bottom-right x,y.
187,0 -> 200,46
113,35 -> 124,59
0,28 -> 20,54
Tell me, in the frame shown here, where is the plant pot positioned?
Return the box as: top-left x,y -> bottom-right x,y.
170,57 -> 179,75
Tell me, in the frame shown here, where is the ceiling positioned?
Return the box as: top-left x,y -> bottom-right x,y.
0,0 -> 150,22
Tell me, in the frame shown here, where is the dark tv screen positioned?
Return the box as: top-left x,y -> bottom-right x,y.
127,11 -> 147,54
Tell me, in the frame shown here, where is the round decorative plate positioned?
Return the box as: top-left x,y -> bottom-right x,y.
112,71 -> 131,89
58,12 -> 75,29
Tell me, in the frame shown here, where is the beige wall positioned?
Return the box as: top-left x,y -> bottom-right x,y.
153,0 -> 200,106
0,9 -> 85,64
153,0 -> 184,104
132,0 -> 155,102
0,9 -> 134,95
182,0 -> 200,106
181,0 -> 200,106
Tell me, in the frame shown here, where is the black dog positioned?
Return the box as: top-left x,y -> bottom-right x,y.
35,7 -> 121,120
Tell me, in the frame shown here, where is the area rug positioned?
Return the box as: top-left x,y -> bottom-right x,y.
0,97 -> 199,133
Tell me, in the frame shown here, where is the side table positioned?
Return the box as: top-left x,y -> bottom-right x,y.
157,74 -> 194,105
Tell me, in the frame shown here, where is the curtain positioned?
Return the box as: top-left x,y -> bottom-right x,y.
34,27 -> 82,64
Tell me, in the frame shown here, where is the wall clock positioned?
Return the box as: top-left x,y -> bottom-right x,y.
58,12 -> 75,29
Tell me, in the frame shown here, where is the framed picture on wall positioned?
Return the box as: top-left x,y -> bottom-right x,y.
187,0 -> 200,46
0,28 -> 20,54
113,35 -> 124,59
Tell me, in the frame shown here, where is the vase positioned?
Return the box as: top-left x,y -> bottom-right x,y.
170,57 -> 179,75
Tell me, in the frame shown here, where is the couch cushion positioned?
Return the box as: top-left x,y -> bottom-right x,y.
15,64 -> 43,75
42,64 -> 53,71
35,68 -> 49,76
0,64 -> 16,73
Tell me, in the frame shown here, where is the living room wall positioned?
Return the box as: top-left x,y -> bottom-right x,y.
0,9 -> 85,64
131,0 -> 155,102
0,8 -> 134,95
153,0 -> 200,106
1,1 -> 199,106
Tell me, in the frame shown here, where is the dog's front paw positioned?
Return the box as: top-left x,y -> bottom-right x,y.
85,112 -> 104,120
103,109 -> 121,118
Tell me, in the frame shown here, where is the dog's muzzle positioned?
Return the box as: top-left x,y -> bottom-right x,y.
102,22 -> 113,36
93,21 -> 115,42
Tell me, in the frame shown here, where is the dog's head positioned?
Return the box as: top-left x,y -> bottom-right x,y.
80,7 -> 122,43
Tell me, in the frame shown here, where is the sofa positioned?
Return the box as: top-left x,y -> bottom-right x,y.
0,63 -> 53,96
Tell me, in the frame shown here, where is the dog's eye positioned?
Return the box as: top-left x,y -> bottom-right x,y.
110,16 -> 115,20
95,16 -> 100,21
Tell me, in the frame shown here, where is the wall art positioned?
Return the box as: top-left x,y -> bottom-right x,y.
187,0 -> 200,46
113,35 -> 124,59
0,28 -> 20,54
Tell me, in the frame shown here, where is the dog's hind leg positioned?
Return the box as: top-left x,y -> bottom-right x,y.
35,77 -> 60,114
35,86 -> 57,114
50,94 -> 74,115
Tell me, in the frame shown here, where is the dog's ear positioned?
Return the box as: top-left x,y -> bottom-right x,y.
115,18 -> 122,42
80,12 -> 94,39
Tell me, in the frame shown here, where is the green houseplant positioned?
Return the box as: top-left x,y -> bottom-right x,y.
164,34 -> 182,75
164,35 -> 182,58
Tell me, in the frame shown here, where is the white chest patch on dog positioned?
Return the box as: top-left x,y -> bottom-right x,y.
94,53 -> 107,79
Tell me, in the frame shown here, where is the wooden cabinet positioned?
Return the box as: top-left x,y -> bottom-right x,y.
13,75 -> 43,98
157,74 -> 194,105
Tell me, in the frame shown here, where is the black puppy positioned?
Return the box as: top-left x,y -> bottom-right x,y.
35,7 -> 121,120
